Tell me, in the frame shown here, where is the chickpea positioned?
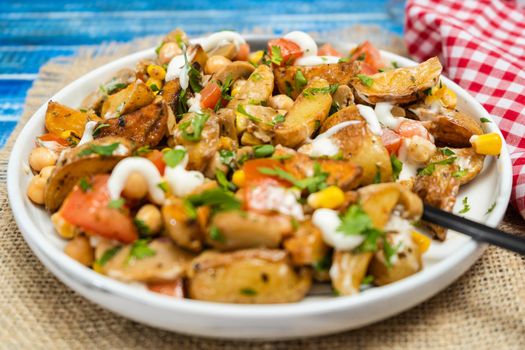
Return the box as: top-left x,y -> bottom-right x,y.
122,172 -> 148,199
136,204 -> 162,235
64,235 -> 94,266
268,94 -> 294,111
29,147 -> 57,172
39,165 -> 55,181
205,55 -> 232,75
158,42 -> 182,65
27,175 -> 46,204
407,136 -> 436,164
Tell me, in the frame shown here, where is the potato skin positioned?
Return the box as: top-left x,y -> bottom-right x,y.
428,109 -> 483,148
100,81 -> 155,119
162,197 -> 205,252
188,249 -> 312,303
283,220 -> 329,267
227,64 -> 274,109
45,101 -> 90,138
44,136 -> 134,212
330,251 -> 373,296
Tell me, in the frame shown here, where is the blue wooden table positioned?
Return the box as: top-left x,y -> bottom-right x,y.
0,0 -> 404,147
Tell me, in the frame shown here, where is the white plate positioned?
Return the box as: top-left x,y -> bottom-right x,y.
7,36 -> 512,340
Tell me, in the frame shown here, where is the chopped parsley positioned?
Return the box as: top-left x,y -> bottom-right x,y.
219,149 -> 236,169
187,188 -> 241,213
96,246 -> 122,266
78,142 -> 120,157
157,181 -> 169,193
391,61 -> 399,68
176,89 -> 189,118
270,45 -> 283,65
390,154 -> 403,181
313,254 -> 332,272
79,177 -> 92,192
163,148 -> 186,168
338,57 -> 350,63
214,74 -> 234,111
361,275 -> 374,285
183,199 -> 198,220
302,84 -> 339,97
133,218 -> 150,237
357,74 -> 374,87
135,145 -> 152,156
236,104 -> 261,123
440,148 -> 455,156
100,81 -> 127,95
127,239 -> 156,262
294,70 -> 308,90
417,157 -> 457,176
179,112 -> 209,141
92,123 -> 110,137
184,52 -> 202,93
452,168 -> 468,178
108,198 -> 125,209
253,144 -> 275,158
149,83 -> 159,92
284,81 -> 293,97
209,225 -> 226,242
373,165 -> 382,184
271,114 -> 285,125
250,72 -> 262,81
458,197 -> 470,214
485,202 -> 496,215
216,169 -> 236,191
155,42 -> 163,55
423,87 -> 433,96
257,162 -> 328,193
480,117 -> 491,123
240,287 -> 258,296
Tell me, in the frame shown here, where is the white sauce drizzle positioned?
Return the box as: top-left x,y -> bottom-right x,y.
165,50 -> 196,89
78,121 -> 98,146
36,139 -> 63,153
294,55 -> 340,66
312,208 -> 365,250
383,212 -> 422,269
249,185 -> 304,220
164,146 -> 205,197
307,120 -> 361,157
356,104 -> 383,135
284,31 -> 318,56
397,138 -> 418,181
188,93 -> 202,113
197,31 -> 246,52
374,102 -> 405,130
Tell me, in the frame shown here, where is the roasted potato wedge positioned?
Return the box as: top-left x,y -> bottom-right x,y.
274,78 -> 333,148
214,61 -> 255,84
100,81 -> 155,119
319,104 -> 362,133
453,147 -> 485,185
330,250 -> 373,296
208,211 -> 292,251
162,197 -> 204,252
369,232 -> 423,286
44,136 -> 134,212
188,249 -> 312,303
96,100 -> 169,147
45,101 -> 91,138
80,68 -> 135,114
98,238 -> 194,283
207,42 -> 237,59
161,79 -> 181,115
227,64 -> 274,109
351,57 -> 442,104
274,61 -> 355,99
174,111 -> 220,172
283,220 -> 329,267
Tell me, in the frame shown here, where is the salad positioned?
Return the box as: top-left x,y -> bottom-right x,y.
25,29 -> 502,303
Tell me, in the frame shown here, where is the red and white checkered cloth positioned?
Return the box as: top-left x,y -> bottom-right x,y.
405,0 -> 525,219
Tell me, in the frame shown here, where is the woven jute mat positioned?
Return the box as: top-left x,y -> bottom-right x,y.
0,27 -> 524,349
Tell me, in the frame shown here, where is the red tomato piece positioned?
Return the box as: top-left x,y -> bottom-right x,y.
146,150 -> 166,175
60,175 -> 138,244
200,82 -> 222,110
38,133 -> 69,147
318,43 -> 342,57
147,279 -> 185,298
358,62 -> 379,75
349,41 -> 384,72
267,38 -> 303,66
234,43 -> 250,61
396,120 -> 431,140
242,158 -> 291,187
381,128 -> 403,155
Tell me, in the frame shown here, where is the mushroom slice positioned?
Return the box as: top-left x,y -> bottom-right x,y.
350,57 -> 442,104
188,249 -> 312,303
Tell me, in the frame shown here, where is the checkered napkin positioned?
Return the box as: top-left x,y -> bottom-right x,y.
405,0 -> 525,219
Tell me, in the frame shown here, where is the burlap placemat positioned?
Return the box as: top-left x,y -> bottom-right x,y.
0,27 -> 524,349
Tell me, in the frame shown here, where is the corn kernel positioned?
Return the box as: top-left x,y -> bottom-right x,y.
425,83 -> 457,109
92,262 -> 104,274
470,133 -> 502,156
249,50 -> 264,65
51,212 -> 77,239
411,230 -> 431,253
235,113 -> 248,133
161,147 -> 172,154
147,64 -> 166,80
232,170 -> 246,187
146,78 -> 163,93
240,132 -> 263,146
307,186 -> 345,209
231,85 -> 242,97
59,130 -> 75,139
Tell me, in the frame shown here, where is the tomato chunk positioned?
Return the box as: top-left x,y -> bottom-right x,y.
242,158 -> 291,187
38,132 -> 70,147
349,41 -> 384,73
381,128 -> 403,155
267,38 -> 303,66
318,43 -> 342,57
146,150 -> 166,175
397,120 -> 431,140
147,279 -> 185,298
200,82 -> 222,110
234,43 -> 250,61
60,175 -> 138,243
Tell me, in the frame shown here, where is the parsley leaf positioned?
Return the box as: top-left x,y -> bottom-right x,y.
127,239 -> 156,262
183,199 -> 197,220
271,114 -> 285,125
258,163 -> 328,193
236,104 -> 261,123
373,165 -> 382,184
96,246 -> 122,266
187,188 -> 241,213
92,123 -> 109,137
337,204 -> 373,236
357,74 -> 374,87
294,70 -> 308,90
216,169 -> 236,191
108,198 -> 125,209
452,168 -> 468,178
458,197 -> 470,214
157,181 -> 169,193
357,53 -> 366,61
219,149 -> 236,169
134,145 -> 152,156
338,57 -> 350,63
253,144 -> 275,158
79,177 -> 92,192
214,74 -> 234,112
240,287 -> 257,296
184,51 -> 202,93
391,61 -> 399,68
313,254 -> 332,272
163,148 -> 186,168
391,154 -> 403,181
176,89 -> 189,118
480,117 -> 491,123
270,45 -> 283,65
485,202 -> 496,215
302,84 -> 339,97
179,112 -> 209,141
78,142 -> 120,157
209,225 -> 226,242
362,275 -> 374,285
440,148 -> 455,156
133,218 -> 150,237
417,157 -> 457,176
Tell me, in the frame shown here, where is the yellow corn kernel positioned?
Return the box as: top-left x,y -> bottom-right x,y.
146,78 -> 163,93
411,230 -> 431,254
51,212 -> 77,239
161,147 -> 172,154
232,170 -> 246,187
231,85 -> 242,97
146,64 -> 166,80
249,50 -> 264,65
235,113 -> 248,133
425,83 -> 457,109
92,262 -> 104,274
307,186 -> 345,209
59,130 -> 75,139
240,132 -> 263,146
470,133 -> 502,156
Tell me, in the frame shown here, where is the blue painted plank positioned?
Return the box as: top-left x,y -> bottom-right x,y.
0,46 -> 79,74
0,121 -> 18,146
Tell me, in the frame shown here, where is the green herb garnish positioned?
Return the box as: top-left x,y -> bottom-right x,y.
458,197 -> 470,214
78,142 -> 120,157
302,84 -> 339,97
127,239 -> 156,263
209,225 -> 226,242
270,45 -> 283,65
440,148 -> 455,156
92,123 -> 109,137
108,198 -> 125,209
485,202 -> 496,215
357,74 -> 374,87
313,254 -> 332,272
79,177 -> 92,192
357,53 -> 366,61
338,57 -> 350,63
187,188 -> 241,213
373,165 -> 382,184
240,287 -> 257,296
294,70 -> 307,90
157,181 -> 169,193
258,162 -> 328,193
135,145 -> 152,156
391,61 -> 399,68
96,246 -> 122,266
214,74 -> 234,112
271,114 -> 285,125
253,144 -> 275,158
219,149 -> 236,169
179,112 -> 209,141
452,168 -> 468,178
417,157 -> 457,176
216,169 -> 236,191
133,218 -> 150,237
236,104 -> 261,123
480,117 -> 491,123
183,199 -> 197,220
391,154 -> 403,181
362,275 -> 374,285
163,148 -> 186,168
